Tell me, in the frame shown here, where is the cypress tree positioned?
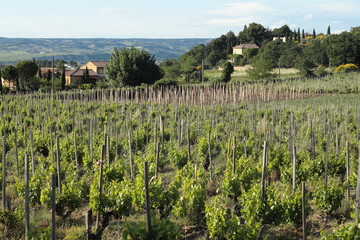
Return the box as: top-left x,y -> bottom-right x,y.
297,28 -> 301,42
327,25 -> 331,35
302,29 -> 305,39
61,65 -> 66,90
313,29 -> 316,38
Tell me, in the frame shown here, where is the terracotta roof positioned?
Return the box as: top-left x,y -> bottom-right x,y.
89,61 -> 108,68
233,44 -> 259,49
65,69 -> 99,77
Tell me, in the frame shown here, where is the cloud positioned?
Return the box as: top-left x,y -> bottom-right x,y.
304,14 -> 313,21
100,8 -> 133,14
311,2 -> 359,14
207,2 -> 275,26
209,2 -> 275,16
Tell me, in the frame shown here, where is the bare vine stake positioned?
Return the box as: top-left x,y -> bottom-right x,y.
232,136 -> 237,176
29,131 -> 35,175
336,123 -> 339,160
107,135 -> 111,166
96,145 -> 106,230
51,174 -> 56,240
324,130 -> 330,188
155,142 -> 160,178
128,130 -> 133,179
74,132 -> 79,169
292,145 -> 297,194
14,129 -> 19,177
89,119 -> 93,161
56,136 -> 62,194
144,161 -> 152,238
244,138 -> 248,158
50,128 -> 54,163
302,182 -> 307,240
346,141 -> 350,201
356,142 -> 360,224
25,154 -> 30,240
208,132 -> 212,180
187,126 -> 191,162
2,136 -> 6,210
261,141 -> 268,202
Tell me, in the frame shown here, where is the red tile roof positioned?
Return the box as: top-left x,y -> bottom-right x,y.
233,44 -> 259,49
89,61 -> 108,68
65,69 -> 99,77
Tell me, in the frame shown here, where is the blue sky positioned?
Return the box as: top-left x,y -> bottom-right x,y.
1,0 -> 359,38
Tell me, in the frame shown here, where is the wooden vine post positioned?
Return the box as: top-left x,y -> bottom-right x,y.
292,145 -> 297,193
96,145 -> 106,230
2,136 -> 6,210
346,141 -> 350,201
232,136 -> 237,175
302,182 -> 307,240
29,131 -> 35,175
51,174 -> 56,240
208,132 -> 212,180
56,136 -> 62,194
355,142 -> 360,224
25,154 -> 30,240
144,161 -> 152,238
261,141 -> 268,202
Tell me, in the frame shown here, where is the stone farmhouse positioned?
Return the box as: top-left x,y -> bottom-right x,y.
232,44 -> 259,55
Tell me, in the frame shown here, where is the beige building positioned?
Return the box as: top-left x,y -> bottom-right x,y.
80,61 -> 108,79
232,44 -> 259,55
65,69 -> 100,85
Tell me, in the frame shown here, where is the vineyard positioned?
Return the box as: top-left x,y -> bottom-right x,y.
1,73 -> 360,239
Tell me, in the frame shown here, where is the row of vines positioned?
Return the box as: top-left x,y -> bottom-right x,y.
0,89 -> 360,239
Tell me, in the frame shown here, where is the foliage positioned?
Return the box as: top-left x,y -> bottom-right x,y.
1,65 -> 17,88
105,47 -> 163,87
16,60 -> 38,90
334,64 -> 359,73
246,57 -> 275,80
205,196 -> 259,240
122,217 -> 181,240
220,62 -> 234,83
153,79 -> 178,87
321,224 -> 360,240
314,181 -> 344,214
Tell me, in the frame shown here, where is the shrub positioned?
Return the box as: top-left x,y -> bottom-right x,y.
334,64 -> 359,73
153,79 -> 178,87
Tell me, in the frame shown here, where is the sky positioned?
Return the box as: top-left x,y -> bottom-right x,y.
1,0 -> 359,38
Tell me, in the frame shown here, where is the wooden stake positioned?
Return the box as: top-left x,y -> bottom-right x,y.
2,136 -> 6,210
51,174 -> 56,240
302,182 -> 307,240
25,154 -> 30,240
144,162 -> 152,238
261,141 -> 268,202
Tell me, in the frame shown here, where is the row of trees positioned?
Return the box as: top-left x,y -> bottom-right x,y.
1,61 -> 38,90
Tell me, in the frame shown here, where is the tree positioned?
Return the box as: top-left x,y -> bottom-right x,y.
61,65 -> 66,90
83,66 -> 90,83
324,32 -> 360,67
105,47 -> 163,87
226,31 -> 238,54
313,29 -> 316,39
159,59 -> 181,80
220,62 -> 234,83
272,25 -> 291,37
295,55 -> 316,77
327,26 -> 331,35
16,60 -> 38,90
246,57 -> 275,80
1,65 -> 18,88
238,23 -> 271,46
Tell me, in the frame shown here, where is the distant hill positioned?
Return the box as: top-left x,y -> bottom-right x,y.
0,38 -> 211,65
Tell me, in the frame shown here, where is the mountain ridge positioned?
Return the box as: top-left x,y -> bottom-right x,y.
0,37 -> 211,65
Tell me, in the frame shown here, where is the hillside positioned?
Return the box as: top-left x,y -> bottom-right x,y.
0,38 -> 211,65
